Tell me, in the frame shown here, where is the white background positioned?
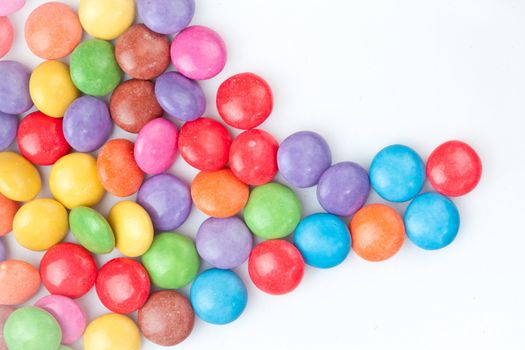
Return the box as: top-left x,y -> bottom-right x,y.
3,0 -> 525,349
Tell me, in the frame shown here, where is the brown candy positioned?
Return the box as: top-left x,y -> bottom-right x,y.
0,305 -> 15,350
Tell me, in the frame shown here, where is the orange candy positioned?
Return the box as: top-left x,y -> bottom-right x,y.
0,193 -> 18,236
349,204 -> 405,262
0,260 -> 41,305
191,169 -> 249,218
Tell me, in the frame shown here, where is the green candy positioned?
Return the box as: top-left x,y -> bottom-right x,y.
70,39 -> 122,96
69,206 -> 115,254
244,182 -> 302,239
4,307 -> 62,350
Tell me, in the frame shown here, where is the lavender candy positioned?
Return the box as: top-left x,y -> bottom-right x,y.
0,238 -> 6,262
0,61 -> 33,115
137,0 -> 195,35
0,112 -> 18,151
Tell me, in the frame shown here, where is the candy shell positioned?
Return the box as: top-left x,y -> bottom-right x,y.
134,118 -> 178,174
137,0 -> 194,35
0,193 -> 18,236
0,17 -> 13,58
0,0 -> 24,16
0,61 -> 32,115
0,305 -> 15,350
0,152 -> 41,202
0,239 -> 5,262
0,112 -> 17,151
3,307 -> 61,350
0,260 -> 40,305
84,314 -> 141,350
69,207 -> 115,254
79,0 -> 135,40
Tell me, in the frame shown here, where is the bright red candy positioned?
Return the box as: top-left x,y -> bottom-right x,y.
40,242 -> 97,299
426,140 -> 482,197
17,111 -> 70,165
248,239 -> 304,295
96,257 -> 150,314
216,72 -> 273,130
178,117 -> 232,171
229,129 -> 278,185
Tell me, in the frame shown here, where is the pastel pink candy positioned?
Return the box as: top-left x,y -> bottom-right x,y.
0,17 -> 13,58
134,118 -> 178,174
0,0 -> 25,16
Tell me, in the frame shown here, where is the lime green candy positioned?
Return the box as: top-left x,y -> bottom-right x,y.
142,232 -> 200,289
69,206 -> 115,254
70,39 -> 122,96
244,182 -> 302,239
4,307 -> 62,350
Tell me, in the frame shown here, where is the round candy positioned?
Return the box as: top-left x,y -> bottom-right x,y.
191,168 -> 249,218
0,17 -> 13,58
109,79 -> 163,133
0,61 -> 32,115
115,24 -> 170,80
0,239 -> 5,262
3,307 -> 61,350
293,213 -> 351,268
69,207 -> 115,254
0,0 -> 24,16
244,182 -> 301,239
142,232 -> 200,289
190,268 -> 247,325
49,153 -> 105,209
108,201 -> 154,257
97,139 -> 144,197
0,306 -> 15,349
426,140 -> 482,197
79,0 -> 135,40
40,242 -> 97,299
0,152 -> 41,202
34,295 -> 86,344
350,204 -> 405,262
17,111 -> 70,165
317,161 -> 370,216
178,117 -> 232,171
370,144 -> 425,202
155,71 -> 205,122
137,174 -> 192,231
229,129 -> 278,185
217,72 -> 273,129
0,260 -> 40,305
63,96 -> 112,152
24,2 -> 82,59
70,39 -> 122,96
277,131 -> 332,188
0,112 -> 17,151
84,314 -> 141,350
137,0 -> 194,35
134,118 -> 178,174
96,258 -> 150,314
196,217 -> 253,269
0,192 -> 18,236
248,240 -> 305,295
138,291 -> 194,346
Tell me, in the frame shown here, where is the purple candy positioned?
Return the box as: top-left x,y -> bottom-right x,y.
196,216 -> 253,269
63,96 -> 112,152
317,161 -> 370,216
137,0 -> 195,35
155,71 -> 205,122
0,61 -> 33,115
0,112 -> 18,151
137,173 -> 192,231
0,238 -> 6,262
277,131 -> 332,188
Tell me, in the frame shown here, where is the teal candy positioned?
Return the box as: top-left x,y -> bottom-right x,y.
4,307 -> 62,350
69,206 -> 115,254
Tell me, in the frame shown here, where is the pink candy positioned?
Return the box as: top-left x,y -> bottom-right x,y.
0,0 -> 25,16
0,17 -> 13,58
134,118 -> 178,174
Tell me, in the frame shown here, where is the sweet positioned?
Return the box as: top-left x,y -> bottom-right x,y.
0,260 -> 40,305
0,152 -> 41,202
69,207 -> 115,254
79,0 -> 135,40
0,193 -> 18,236
0,306 -> 15,350
0,17 -> 13,58
0,0 -> 25,16
134,118 -> 178,174
3,307 -> 61,350
155,71 -> 205,121
137,0 -> 194,35
83,314 -> 141,350
0,112 -> 17,151
0,61 -> 32,115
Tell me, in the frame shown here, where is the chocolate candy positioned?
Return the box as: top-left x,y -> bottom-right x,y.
3,307 -> 61,350
0,112 -> 18,151
137,0 -> 195,35
0,61 -> 32,115
0,260 -> 40,305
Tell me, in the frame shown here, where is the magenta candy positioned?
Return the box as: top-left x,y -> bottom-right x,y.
134,118 -> 178,174
0,0 -> 25,16
0,17 -> 14,58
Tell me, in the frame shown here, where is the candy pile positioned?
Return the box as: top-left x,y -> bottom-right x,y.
0,0 -> 483,349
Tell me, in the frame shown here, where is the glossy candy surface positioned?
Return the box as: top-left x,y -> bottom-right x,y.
0,0 -> 25,16
0,260 -> 40,305
3,307 -> 61,350
0,17 -> 13,58
83,313 -> 141,350
69,207 -> 115,254
0,193 -> 18,236
79,0 -> 135,40
134,118 -> 178,174
137,0 -> 195,35
0,61 -> 32,115
0,152 -> 41,202
0,112 -> 17,151
0,306 -> 15,350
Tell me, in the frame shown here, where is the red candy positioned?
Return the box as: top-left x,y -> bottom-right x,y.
17,111 -> 70,165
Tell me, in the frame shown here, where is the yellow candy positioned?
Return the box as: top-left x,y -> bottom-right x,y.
79,0 -> 135,40
50,153 -> 105,209
108,201 -> 153,257
84,313 -> 141,350
13,198 -> 68,251
29,61 -> 79,118
0,152 -> 41,201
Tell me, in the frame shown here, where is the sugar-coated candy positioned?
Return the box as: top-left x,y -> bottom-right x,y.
0,306 -> 15,350
0,61 -> 32,115
83,314 -> 141,350
134,118 -> 178,174
0,152 -> 41,202
3,307 -> 61,350
0,193 -> 18,236
0,239 -> 5,262
137,0 -> 194,35
0,0 -> 24,16
190,268 -> 247,325
79,0 -> 135,40
69,207 -> 115,254
0,112 -> 17,151
0,260 -> 40,305
108,201 -> 153,257
0,17 -> 13,58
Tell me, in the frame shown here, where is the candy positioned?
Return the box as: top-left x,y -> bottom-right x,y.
0,306 -> 15,350
138,291 -> 194,346
0,112 -> 17,151
155,71 -> 205,122
0,0 -> 24,16
13,198 -> 68,251
134,118 -> 178,174
229,129 -> 279,185
142,232 -> 200,289
0,193 -> 18,236
0,61 -> 32,115
63,96 -> 112,152
49,153 -> 104,209
40,243 -> 97,299
0,17 -> 13,58
426,140 -> 482,197
83,314 -> 141,350
109,79 -> 163,133
17,111 -> 70,165
190,268 -> 247,325
370,144 -> 425,202
317,161 -> 370,216
97,139 -> 144,197
405,192 -> 460,250
217,72 -> 273,129
278,131 -> 332,188
69,207 -> 115,254
34,295 -> 86,344
137,174 -> 192,231
0,260 -> 40,305
191,168 -> 249,218
244,182 -> 301,239
70,39 -> 122,96
137,0 -> 195,35
59,346 -> 73,350
115,24 -> 170,80
196,217 -> 253,269
0,152 -> 41,202
96,258 -> 150,314
79,0 -> 135,40
0,239 -> 5,262
108,200 -> 153,257
178,117 -> 232,171
293,213 -> 351,268
24,2 -> 82,59
3,307 -> 61,350
350,204 -> 405,262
